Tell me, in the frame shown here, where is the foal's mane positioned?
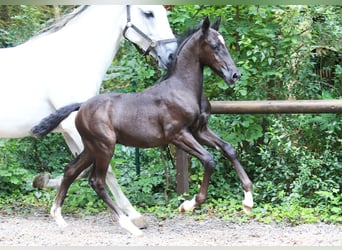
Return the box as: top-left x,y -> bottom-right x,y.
33,6 -> 89,38
160,26 -> 201,82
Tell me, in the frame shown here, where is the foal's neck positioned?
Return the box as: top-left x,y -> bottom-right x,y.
174,38 -> 204,93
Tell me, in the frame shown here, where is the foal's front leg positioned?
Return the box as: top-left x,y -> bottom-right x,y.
172,130 -> 216,212
195,126 -> 253,215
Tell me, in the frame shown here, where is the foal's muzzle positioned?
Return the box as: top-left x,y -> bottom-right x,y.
231,71 -> 241,83
222,66 -> 241,84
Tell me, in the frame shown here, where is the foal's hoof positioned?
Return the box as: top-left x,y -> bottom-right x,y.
32,172 -> 51,189
131,215 -> 148,229
178,200 -> 195,213
242,205 -> 252,216
242,191 -> 253,216
242,201 -> 252,216
56,219 -> 68,228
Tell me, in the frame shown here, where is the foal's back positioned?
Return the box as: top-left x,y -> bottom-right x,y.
76,79 -> 198,149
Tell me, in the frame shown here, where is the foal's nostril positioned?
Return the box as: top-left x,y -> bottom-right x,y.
232,72 -> 241,81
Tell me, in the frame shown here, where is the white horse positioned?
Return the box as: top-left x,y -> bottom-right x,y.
0,5 -> 177,230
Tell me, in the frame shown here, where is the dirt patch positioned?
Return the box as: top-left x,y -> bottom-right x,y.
0,212 -> 341,246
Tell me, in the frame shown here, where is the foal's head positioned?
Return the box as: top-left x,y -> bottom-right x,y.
198,16 -> 241,84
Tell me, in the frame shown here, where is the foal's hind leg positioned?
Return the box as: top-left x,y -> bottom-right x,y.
195,126 -> 253,215
51,150 -> 93,227
89,143 -> 144,237
33,114 -> 146,228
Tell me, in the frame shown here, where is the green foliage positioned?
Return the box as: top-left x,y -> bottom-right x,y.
111,145 -> 177,208
62,180 -> 108,215
0,145 -> 33,197
0,5 -> 75,47
0,134 -> 73,198
0,6 -> 51,46
254,115 -> 341,205
102,40 -> 165,93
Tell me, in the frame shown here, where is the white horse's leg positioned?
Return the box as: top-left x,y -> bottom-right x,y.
32,130 -> 83,189
46,176 -> 63,188
105,168 -> 147,228
32,173 -> 64,189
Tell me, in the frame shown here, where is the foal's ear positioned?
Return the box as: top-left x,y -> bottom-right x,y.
211,16 -> 221,31
201,16 -> 210,34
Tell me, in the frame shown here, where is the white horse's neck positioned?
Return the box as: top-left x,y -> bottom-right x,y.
58,5 -> 126,66
27,5 -> 126,79
20,6 -> 127,105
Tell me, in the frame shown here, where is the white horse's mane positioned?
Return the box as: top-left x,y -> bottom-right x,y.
34,5 -> 89,37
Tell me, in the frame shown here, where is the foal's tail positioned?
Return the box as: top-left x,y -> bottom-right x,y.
31,103 -> 82,137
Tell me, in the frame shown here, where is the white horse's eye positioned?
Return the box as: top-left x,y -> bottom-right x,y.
144,11 -> 154,18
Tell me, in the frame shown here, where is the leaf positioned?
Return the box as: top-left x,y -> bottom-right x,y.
239,88 -> 247,96
217,81 -> 228,90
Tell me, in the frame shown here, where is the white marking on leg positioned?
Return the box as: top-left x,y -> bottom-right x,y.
178,195 -> 197,212
50,202 -> 67,228
118,215 -> 144,237
242,191 -> 253,215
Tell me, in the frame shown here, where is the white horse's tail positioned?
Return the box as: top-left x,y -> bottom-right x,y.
31,103 -> 82,137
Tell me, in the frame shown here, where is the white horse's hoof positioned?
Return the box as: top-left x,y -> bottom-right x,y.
119,216 -> 145,237
32,173 -> 51,188
130,215 -> 148,229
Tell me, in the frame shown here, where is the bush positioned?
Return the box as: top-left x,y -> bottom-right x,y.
0,134 -> 72,197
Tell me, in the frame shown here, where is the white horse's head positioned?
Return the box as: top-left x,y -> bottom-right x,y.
123,5 -> 177,69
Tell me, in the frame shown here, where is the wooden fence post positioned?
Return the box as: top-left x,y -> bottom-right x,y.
176,148 -> 189,195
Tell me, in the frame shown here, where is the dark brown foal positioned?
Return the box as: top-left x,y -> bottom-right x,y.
31,16 -> 253,236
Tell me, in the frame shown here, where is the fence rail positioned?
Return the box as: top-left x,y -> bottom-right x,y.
176,99 -> 342,195
211,99 -> 342,114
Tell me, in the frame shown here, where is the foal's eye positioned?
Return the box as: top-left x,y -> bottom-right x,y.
210,44 -> 219,50
144,11 -> 154,18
